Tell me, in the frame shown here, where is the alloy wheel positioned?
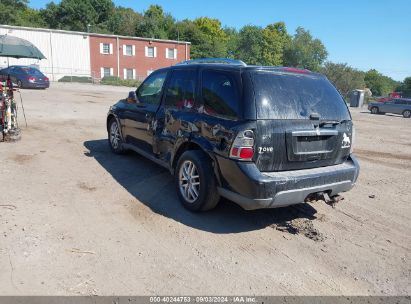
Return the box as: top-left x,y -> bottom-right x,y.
110,121 -> 120,149
179,160 -> 200,203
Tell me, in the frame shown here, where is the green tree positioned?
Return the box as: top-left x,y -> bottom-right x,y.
0,0 -> 46,28
135,5 -> 174,39
171,20 -> 211,58
235,25 -> 264,65
321,62 -> 365,97
261,22 -> 291,66
193,17 -> 228,57
364,69 -> 398,96
171,18 -> 228,58
284,27 -> 328,71
107,7 -> 142,36
396,77 -> 411,98
0,0 -> 28,25
40,2 -> 63,29
223,27 -> 239,59
15,8 -> 47,27
40,0 -> 114,32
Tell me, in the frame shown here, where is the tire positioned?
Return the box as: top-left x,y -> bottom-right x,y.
370,107 -> 379,114
175,150 -> 220,212
403,110 -> 411,118
108,118 -> 125,154
17,80 -> 22,88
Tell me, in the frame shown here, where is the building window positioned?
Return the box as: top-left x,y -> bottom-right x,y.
101,67 -> 112,78
145,46 -> 156,58
124,68 -> 135,80
101,43 -> 110,54
125,45 -> 132,56
166,48 -> 177,59
124,45 -> 135,56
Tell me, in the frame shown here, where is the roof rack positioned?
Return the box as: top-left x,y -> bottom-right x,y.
177,58 -> 247,66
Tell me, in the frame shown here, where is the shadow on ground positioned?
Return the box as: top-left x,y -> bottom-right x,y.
84,139 -> 319,234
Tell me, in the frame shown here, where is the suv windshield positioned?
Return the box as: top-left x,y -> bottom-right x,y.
251,71 -> 351,120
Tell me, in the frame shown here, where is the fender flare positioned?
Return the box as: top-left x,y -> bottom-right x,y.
107,113 -> 125,142
172,136 -> 222,186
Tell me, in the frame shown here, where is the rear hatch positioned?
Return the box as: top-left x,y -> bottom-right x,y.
249,69 -> 353,172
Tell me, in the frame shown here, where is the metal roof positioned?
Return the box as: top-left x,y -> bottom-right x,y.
0,24 -> 191,45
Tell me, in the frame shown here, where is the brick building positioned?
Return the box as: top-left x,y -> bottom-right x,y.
89,34 -> 190,80
0,24 -> 191,81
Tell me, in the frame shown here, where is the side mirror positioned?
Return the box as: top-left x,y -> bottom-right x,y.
127,91 -> 137,103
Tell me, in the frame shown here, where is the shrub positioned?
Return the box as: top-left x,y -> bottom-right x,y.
101,76 -> 120,82
101,76 -> 141,87
58,76 -> 93,83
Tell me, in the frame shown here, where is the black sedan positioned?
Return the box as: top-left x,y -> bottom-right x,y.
0,65 -> 49,89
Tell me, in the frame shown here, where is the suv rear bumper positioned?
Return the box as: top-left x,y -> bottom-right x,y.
216,155 -> 360,210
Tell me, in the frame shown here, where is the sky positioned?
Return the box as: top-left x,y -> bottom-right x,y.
29,0 -> 411,81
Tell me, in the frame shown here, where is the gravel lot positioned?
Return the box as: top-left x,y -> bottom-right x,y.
0,83 -> 410,295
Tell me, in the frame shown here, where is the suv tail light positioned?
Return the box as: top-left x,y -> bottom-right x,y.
229,130 -> 254,161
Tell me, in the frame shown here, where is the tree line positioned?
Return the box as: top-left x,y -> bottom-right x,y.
1,0 -> 410,97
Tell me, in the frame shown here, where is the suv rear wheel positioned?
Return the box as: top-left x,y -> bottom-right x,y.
370,106 -> 379,114
175,150 -> 220,212
403,110 -> 411,118
108,118 -> 125,154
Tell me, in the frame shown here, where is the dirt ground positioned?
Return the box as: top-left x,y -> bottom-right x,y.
0,83 -> 410,296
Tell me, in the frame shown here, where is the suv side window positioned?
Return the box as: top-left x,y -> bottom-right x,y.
165,69 -> 197,110
201,70 -> 239,120
137,71 -> 167,105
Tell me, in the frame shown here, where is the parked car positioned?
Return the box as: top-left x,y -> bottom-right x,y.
368,98 -> 411,118
376,91 -> 402,102
376,96 -> 394,102
106,58 -> 360,212
0,65 -> 49,89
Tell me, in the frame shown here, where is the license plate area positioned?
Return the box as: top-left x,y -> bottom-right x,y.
286,129 -> 338,161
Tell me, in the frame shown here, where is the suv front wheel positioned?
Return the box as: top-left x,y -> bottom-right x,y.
175,150 -> 220,212
108,118 -> 125,154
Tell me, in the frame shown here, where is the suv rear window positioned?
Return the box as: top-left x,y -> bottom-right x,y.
201,70 -> 239,120
251,72 -> 351,120
165,69 -> 197,110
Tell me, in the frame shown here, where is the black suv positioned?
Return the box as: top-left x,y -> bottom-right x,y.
106,58 -> 360,212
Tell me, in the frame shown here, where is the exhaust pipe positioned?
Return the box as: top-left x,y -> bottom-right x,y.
305,192 -> 344,208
